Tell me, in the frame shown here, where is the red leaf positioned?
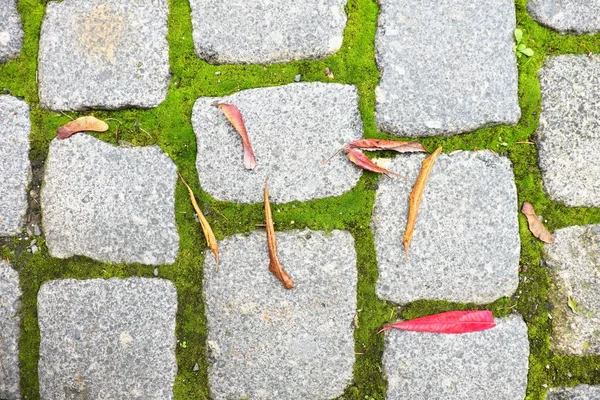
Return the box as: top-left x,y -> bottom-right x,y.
213,103 -> 257,170
379,310 -> 496,334
349,139 -> 428,153
344,147 -> 405,177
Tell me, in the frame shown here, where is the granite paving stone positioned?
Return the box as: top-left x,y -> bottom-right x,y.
37,278 -> 178,400
528,0 -> 600,35
193,82 -> 362,203
383,314 -> 529,400
0,96 -> 31,236
203,229 -> 357,400
189,0 -> 348,64
374,0 -> 520,137
544,224 -> 600,356
547,385 -> 600,399
537,56 -> 600,207
38,0 -> 170,111
372,151 -> 520,304
41,133 -> 179,265
0,0 -> 24,63
0,262 -> 21,400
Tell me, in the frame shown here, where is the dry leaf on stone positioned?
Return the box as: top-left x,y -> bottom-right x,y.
178,172 -> 219,271
348,139 -> 428,154
521,202 -> 553,243
264,177 -> 294,289
344,147 -> 405,177
212,103 -> 257,170
403,146 -> 442,258
378,310 -> 496,334
57,116 -> 109,139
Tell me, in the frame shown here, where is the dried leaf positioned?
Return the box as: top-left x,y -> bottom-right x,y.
403,146 -> 442,258
379,310 -> 496,334
325,67 -> 334,79
178,173 -> 219,271
344,147 -> 405,177
213,103 -> 257,170
568,296 -> 580,315
349,139 -> 428,154
521,202 -> 553,243
57,116 -> 109,139
264,177 -> 294,289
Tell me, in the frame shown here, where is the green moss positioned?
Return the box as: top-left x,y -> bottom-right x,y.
3,0 -> 600,398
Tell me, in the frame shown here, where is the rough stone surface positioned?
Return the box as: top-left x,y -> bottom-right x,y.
0,262 -> 21,400
537,56 -> 600,207
373,151 -> 520,304
0,95 -> 31,236
544,224 -> 600,356
38,278 -> 178,400
383,314 -> 529,400
203,229 -> 357,400
38,0 -> 170,111
193,83 -> 362,203
547,385 -> 600,399
41,134 -> 179,265
528,0 -> 600,34
374,0 -> 520,137
189,0 -> 348,64
0,0 -> 23,63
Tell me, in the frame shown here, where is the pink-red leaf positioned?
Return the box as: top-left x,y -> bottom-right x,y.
379,310 -> 496,334
213,103 -> 257,170
344,147 -> 405,177
349,139 -> 428,154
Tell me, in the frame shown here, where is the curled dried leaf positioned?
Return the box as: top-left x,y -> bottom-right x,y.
57,116 -> 109,139
325,67 -> 334,79
378,310 -> 496,334
348,139 -> 428,154
213,103 -> 257,170
344,147 -> 405,177
521,202 -> 553,243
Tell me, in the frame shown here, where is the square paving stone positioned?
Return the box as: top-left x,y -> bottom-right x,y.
189,0 -> 348,64
203,229 -> 357,400
383,314 -> 529,400
537,56 -> 600,207
0,0 -> 24,63
193,83 -> 362,203
41,134 -> 179,265
0,262 -> 21,400
528,1 -> 600,35
374,0 -> 520,137
544,224 -> 600,356
38,278 -> 178,400
372,151 -> 520,304
0,95 -> 31,236
38,0 -> 170,111
547,385 -> 600,399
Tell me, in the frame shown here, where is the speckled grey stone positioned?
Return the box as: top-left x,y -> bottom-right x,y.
189,0 -> 347,64
193,83 -> 362,203
547,385 -> 600,399
373,151 -> 520,304
38,0 -> 170,111
0,262 -> 21,400
537,56 -> 600,207
38,278 -> 177,399
374,0 -> 520,137
0,96 -> 31,236
41,134 -> 179,265
383,314 -> 529,400
528,0 -> 600,34
0,0 -> 23,63
203,230 -> 357,400
544,224 -> 600,356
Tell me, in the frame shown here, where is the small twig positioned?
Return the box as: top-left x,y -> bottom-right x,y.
515,141 -> 535,145
105,117 -> 123,125
139,127 -> 153,139
60,111 -> 74,120
321,146 -> 345,165
582,44 -> 594,59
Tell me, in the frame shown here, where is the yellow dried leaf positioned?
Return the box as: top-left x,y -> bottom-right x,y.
57,116 -> 109,139
521,202 -> 553,244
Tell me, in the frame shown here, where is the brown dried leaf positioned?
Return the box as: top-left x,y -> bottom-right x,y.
325,67 -> 335,79
348,139 -> 428,154
212,103 -> 257,170
403,146 -> 443,258
178,173 -> 219,271
521,202 -> 553,243
57,116 -> 109,139
264,177 -> 294,289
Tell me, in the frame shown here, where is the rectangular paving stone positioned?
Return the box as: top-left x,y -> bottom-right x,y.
528,0 -> 600,34
193,83 -> 362,203
372,151 -> 520,304
374,0 -> 520,137
547,385 -> 600,399
537,56 -> 600,207
189,0 -> 348,64
38,0 -> 170,111
383,314 -> 529,400
0,95 -> 30,236
0,0 -> 23,63
38,278 -> 177,400
0,262 -> 21,400
544,224 -> 600,356
41,134 -> 179,265
203,229 -> 357,400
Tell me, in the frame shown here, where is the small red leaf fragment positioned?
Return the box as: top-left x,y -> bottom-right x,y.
521,202 -> 553,244
57,116 -> 109,139
349,139 -> 428,154
379,310 -> 496,334
344,147 -> 405,177
213,103 -> 257,170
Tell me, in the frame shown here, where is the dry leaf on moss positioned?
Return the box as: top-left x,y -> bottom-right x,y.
213,103 -> 257,170
57,116 -> 109,139
348,139 -> 428,154
521,202 -> 553,243
344,147 -> 405,177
